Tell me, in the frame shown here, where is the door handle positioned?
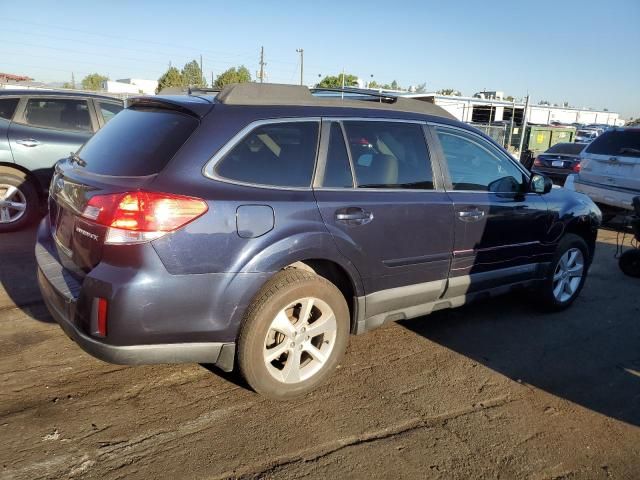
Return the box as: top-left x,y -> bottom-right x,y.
16,139 -> 41,147
457,209 -> 485,221
335,207 -> 373,225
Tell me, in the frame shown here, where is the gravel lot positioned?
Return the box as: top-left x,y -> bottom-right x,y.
1,226 -> 639,479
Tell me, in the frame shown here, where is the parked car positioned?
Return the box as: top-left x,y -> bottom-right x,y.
571,127 -> 640,219
532,142 -> 586,184
36,84 -> 601,399
575,128 -> 601,143
0,90 -> 123,232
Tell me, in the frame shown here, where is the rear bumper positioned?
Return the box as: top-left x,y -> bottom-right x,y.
574,178 -> 639,211
38,266 -> 230,366
35,218 -> 270,369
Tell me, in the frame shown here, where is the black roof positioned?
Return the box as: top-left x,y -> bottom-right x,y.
215,83 -> 456,119
147,83 -> 456,121
0,89 -> 121,101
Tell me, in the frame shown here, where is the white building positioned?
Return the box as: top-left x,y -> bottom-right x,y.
102,78 -> 157,95
403,93 -> 622,126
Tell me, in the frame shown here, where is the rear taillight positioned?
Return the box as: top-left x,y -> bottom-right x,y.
533,158 -> 543,167
572,162 -> 581,173
82,191 -> 208,244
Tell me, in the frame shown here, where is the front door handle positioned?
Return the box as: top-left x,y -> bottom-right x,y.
335,207 -> 373,225
457,209 -> 485,221
16,139 -> 41,147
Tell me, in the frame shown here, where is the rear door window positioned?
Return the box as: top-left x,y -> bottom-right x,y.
585,130 -> 640,157
215,121 -> 319,187
24,98 -> 92,131
98,102 -> 123,124
342,121 -> 434,189
78,107 -> 198,176
0,98 -> 19,120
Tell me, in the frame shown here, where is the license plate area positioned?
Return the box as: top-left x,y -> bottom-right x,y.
552,160 -> 565,168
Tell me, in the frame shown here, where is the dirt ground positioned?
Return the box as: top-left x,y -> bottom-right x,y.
1,226 -> 639,479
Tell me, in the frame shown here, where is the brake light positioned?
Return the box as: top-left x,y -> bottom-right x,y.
533,158 -> 543,167
82,191 -> 208,244
572,162 -> 581,173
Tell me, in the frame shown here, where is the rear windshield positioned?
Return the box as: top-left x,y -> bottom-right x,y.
77,107 -> 198,176
546,143 -> 585,155
585,129 -> 640,157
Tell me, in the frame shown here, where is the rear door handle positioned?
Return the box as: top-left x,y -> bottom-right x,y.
457,209 -> 485,221
16,139 -> 41,147
335,207 -> 373,225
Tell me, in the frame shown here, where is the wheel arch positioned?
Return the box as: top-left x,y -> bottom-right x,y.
564,216 -> 598,263
0,162 -> 46,199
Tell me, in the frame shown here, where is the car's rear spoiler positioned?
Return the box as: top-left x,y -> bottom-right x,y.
126,96 -> 214,118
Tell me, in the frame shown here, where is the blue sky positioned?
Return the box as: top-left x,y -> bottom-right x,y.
1,0 -> 639,118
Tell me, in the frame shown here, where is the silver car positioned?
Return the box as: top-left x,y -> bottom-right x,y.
572,127 -> 640,218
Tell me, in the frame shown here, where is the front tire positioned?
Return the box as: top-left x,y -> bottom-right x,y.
538,234 -> 589,310
237,269 -> 350,400
0,174 -> 39,233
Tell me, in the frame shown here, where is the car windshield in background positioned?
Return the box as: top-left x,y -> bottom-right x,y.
577,130 -> 596,137
585,129 -> 640,157
546,143 -> 586,155
77,108 -> 198,176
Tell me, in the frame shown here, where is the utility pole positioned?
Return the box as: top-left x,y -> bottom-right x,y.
71,72 -> 75,89
211,71 -> 214,88
258,46 -> 266,83
296,48 -> 304,86
200,54 -> 203,85
518,94 -> 530,157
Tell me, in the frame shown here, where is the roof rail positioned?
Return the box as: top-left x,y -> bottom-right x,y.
310,87 -> 397,102
215,83 -> 455,120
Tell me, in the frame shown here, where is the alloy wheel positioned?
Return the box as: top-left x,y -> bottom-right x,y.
552,247 -> 584,303
0,184 -> 27,224
263,297 -> 337,384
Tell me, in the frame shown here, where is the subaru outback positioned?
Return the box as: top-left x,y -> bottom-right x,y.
36,84 -> 601,399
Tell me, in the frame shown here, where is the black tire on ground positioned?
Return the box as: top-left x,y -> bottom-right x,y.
237,268 -> 350,400
537,233 -> 590,311
619,249 -> 640,278
0,174 -> 40,233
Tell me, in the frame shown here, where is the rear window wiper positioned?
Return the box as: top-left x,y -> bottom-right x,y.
69,152 -> 87,167
619,147 -> 640,155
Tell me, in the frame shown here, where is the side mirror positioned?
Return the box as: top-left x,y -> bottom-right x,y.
530,173 -> 552,194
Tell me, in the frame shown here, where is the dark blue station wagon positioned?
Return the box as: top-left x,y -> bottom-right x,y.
36,84 -> 601,399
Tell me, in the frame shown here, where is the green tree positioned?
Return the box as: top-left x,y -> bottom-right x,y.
214,66 -> 252,88
81,73 -> 108,91
316,73 -> 358,88
182,60 -> 206,87
505,95 -> 515,102
156,66 -> 183,94
437,88 -> 461,96
368,80 -> 380,89
62,82 -> 74,89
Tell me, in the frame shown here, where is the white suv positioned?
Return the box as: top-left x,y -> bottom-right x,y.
570,128 -> 640,217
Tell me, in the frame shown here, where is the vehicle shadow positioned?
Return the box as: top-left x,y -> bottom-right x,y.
0,223 -> 54,323
398,239 -> 640,427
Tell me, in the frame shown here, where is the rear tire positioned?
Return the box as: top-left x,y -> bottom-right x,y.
619,249 -> 640,278
538,234 -> 589,311
0,174 -> 39,233
237,268 -> 349,400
